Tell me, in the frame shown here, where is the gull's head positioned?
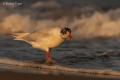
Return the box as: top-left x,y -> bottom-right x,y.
60,27 -> 72,40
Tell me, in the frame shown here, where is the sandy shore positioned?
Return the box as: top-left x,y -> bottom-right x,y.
0,70 -> 119,80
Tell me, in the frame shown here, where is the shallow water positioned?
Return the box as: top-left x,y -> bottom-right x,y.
0,37 -> 120,73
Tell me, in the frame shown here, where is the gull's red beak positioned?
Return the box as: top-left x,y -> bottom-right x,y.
68,33 -> 72,40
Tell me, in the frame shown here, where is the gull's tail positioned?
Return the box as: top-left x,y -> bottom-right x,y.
11,33 -> 30,41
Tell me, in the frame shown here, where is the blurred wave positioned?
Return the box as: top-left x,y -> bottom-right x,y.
1,9 -> 120,40
0,0 -> 120,40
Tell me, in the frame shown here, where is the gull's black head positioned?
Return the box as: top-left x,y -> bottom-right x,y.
61,27 -> 71,34
61,27 -> 72,40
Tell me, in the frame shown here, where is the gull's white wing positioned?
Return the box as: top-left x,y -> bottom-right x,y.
12,27 -> 61,42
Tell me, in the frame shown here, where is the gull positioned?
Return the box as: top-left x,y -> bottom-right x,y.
12,27 -> 72,65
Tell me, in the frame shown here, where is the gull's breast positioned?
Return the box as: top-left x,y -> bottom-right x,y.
39,34 -> 64,48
